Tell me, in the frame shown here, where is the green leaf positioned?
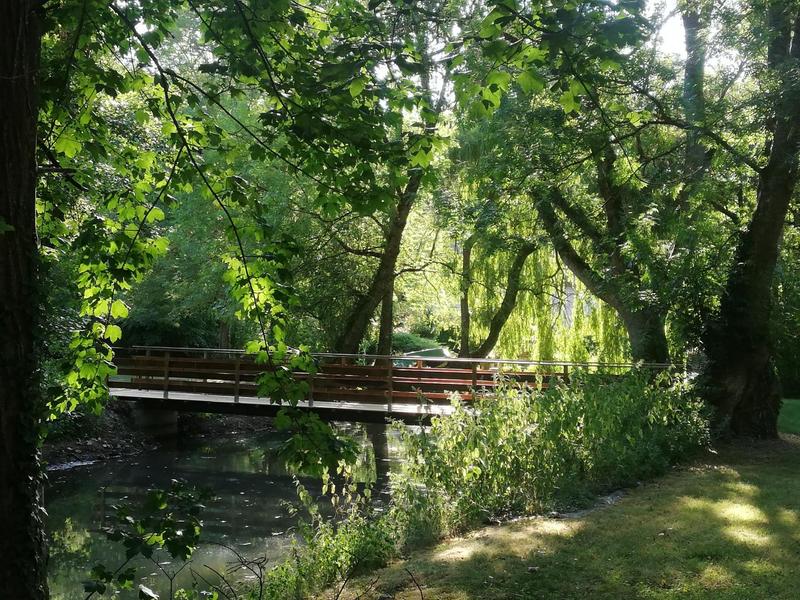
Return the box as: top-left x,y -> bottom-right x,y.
54,135 -> 82,159
559,90 -> 580,113
349,76 -> 366,97
517,69 -> 545,94
161,121 -> 177,136
146,207 -> 165,223
106,324 -> 123,343
479,7 -> 507,38
135,151 -> 156,169
111,300 -> 129,319
486,70 -> 511,92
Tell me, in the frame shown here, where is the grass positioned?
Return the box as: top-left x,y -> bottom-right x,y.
330,435 -> 800,599
779,399 -> 800,435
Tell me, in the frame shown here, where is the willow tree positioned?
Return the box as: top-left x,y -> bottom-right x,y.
463,0 -> 800,436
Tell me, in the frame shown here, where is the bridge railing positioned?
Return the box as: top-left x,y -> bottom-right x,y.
109,346 -> 674,412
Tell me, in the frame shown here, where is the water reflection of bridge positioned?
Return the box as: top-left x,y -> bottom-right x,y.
109,346 -> 651,424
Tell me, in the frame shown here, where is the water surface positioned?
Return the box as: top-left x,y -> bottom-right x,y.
46,422 -> 399,598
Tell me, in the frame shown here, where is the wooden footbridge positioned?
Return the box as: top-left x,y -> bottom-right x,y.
110,346 -> 665,424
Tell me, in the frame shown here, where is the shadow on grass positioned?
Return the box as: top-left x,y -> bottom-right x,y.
337,436 -> 800,600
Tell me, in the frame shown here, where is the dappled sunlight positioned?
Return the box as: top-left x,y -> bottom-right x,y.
432,518 -> 582,564
680,483 -> 781,549
721,479 -> 760,498
340,440 -> 800,600
680,496 -> 768,525
716,501 -> 768,525
723,525 -> 771,548
776,507 -> 798,528
741,558 -> 783,577
696,563 -> 735,589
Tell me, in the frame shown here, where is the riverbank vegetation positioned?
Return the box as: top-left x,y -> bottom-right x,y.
333,434 -> 800,600
270,371 -> 708,599
4,0 -> 800,597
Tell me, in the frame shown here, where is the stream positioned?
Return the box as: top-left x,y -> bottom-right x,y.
46,422 -> 402,599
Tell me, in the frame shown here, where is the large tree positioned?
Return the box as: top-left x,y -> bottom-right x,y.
0,0 -> 441,592
700,0 -> 800,437
1,2 -> 48,597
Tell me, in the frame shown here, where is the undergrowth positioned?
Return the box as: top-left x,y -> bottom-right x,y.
257,368 -> 708,597
389,368 -> 708,538
85,369 -> 708,598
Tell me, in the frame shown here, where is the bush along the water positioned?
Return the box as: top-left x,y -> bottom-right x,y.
259,462 -> 395,599
389,368 -> 709,537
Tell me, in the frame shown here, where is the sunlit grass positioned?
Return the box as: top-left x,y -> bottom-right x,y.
779,399 -> 800,434
333,437 -> 800,599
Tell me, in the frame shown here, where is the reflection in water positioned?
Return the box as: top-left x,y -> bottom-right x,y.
46,422 -> 403,599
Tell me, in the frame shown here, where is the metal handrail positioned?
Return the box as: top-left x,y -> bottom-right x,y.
120,345 -> 674,370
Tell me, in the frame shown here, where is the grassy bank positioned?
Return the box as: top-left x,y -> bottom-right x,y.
332,435 -> 800,599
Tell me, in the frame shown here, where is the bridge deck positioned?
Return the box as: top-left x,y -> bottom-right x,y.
110,346 -> 669,424
110,387 -> 455,424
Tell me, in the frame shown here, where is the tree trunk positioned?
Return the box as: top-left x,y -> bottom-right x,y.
376,280 -> 394,356
334,175 -> 419,353
619,307 -> 670,364
681,8 -> 708,180
538,191 -> 670,364
218,320 -> 231,349
470,243 -> 536,358
0,2 -> 48,598
701,2 -> 800,438
458,234 -> 476,357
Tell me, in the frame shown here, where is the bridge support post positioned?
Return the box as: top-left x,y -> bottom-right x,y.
386,359 -> 393,415
234,357 -> 241,403
364,422 -> 391,479
132,401 -> 178,439
162,351 -> 170,400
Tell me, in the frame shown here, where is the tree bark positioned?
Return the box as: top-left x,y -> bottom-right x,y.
538,190 -> 669,363
458,234 -> 476,357
0,1 -> 48,598
701,2 -> 800,438
681,7 -> 708,180
334,175 -> 420,354
619,307 -> 670,365
469,243 -> 536,358
376,279 -> 394,356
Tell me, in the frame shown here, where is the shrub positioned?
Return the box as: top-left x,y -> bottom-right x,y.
391,368 -> 709,536
260,465 -> 395,599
